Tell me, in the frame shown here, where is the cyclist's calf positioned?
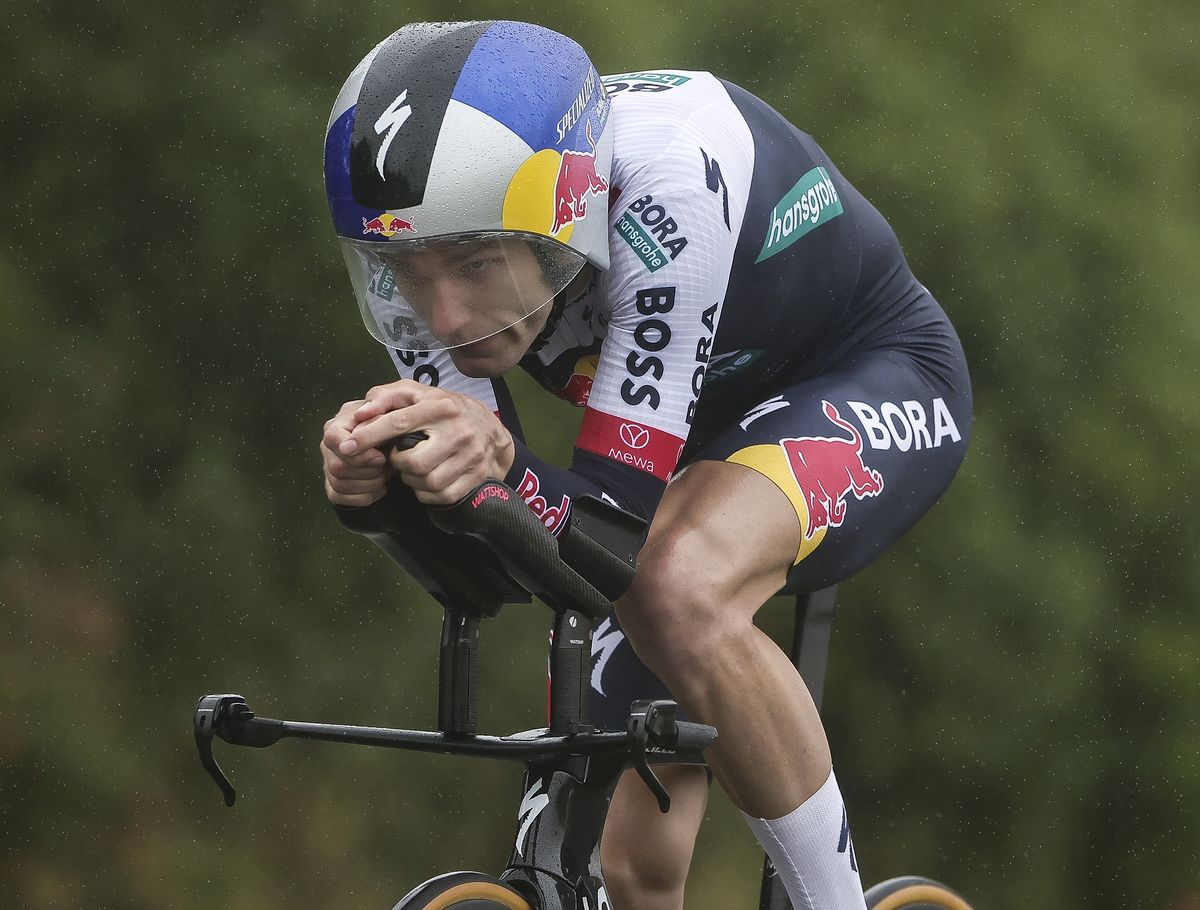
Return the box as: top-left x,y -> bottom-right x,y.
601,764 -> 710,910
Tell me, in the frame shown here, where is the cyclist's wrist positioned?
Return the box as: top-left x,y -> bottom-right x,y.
492,425 -> 516,479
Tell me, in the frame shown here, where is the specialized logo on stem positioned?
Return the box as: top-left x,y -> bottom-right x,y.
591,617 -> 626,696
616,194 -> 688,273
361,213 -> 417,237
582,885 -> 613,910
781,401 -> 884,542
515,468 -> 571,537
516,777 -> 550,857
755,167 -> 843,262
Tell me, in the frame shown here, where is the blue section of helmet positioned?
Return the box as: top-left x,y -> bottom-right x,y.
325,105 -> 396,239
452,21 -> 608,154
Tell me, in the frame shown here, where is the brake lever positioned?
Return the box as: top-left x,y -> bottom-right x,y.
626,699 -> 676,813
193,694 -> 253,807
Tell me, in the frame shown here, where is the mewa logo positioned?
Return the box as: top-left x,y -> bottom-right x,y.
756,167 -> 843,262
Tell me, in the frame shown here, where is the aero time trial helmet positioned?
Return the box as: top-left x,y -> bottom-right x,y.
324,21 -> 613,353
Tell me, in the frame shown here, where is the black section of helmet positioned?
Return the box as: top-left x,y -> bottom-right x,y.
350,21 -> 492,211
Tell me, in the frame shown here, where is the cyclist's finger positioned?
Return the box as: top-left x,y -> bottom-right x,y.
411,471 -> 481,506
322,433 -> 388,468
323,399 -> 372,449
400,448 -> 487,505
325,454 -> 388,481
342,398 -> 447,454
327,472 -> 390,494
355,380 -> 428,422
324,478 -> 388,508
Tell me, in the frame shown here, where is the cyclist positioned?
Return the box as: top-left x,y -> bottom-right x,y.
320,20 -> 971,910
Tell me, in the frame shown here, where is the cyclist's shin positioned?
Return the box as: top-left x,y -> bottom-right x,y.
741,769 -> 868,910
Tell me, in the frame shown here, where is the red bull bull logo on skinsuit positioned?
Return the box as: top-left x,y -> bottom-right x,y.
780,401 -> 884,542
361,213 -> 417,238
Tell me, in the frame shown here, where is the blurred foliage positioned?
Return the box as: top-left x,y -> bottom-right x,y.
2,0 -> 1197,908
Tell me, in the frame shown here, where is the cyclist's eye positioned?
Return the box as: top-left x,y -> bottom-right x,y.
389,263 -> 426,284
457,256 -> 504,280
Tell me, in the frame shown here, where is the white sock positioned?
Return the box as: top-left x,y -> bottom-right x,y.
741,769 -> 867,910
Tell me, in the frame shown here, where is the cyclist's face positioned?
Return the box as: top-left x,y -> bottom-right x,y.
381,239 -> 553,376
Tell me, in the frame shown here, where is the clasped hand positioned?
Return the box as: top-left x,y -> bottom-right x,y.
321,380 -> 515,506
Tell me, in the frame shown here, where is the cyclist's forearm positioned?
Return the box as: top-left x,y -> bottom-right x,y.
503,439 -> 665,538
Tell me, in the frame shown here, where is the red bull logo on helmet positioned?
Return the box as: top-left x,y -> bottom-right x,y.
502,117 -> 609,243
780,401 -> 885,542
551,119 -> 608,235
361,213 -> 417,238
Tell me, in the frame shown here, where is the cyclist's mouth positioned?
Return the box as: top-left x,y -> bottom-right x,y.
450,334 -> 515,377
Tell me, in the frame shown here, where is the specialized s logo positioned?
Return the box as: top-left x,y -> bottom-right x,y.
373,89 -> 412,180
582,885 -> 613,910
516,778 -> 550,857
837,804 -> 859,872
591,618 -> 626,696
619,423 -> 650,449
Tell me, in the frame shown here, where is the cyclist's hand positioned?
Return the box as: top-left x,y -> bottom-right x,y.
321,398 -> 393,507
341,380 -> 515,505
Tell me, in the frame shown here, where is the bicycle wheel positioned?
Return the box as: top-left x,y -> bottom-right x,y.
392,871 -> 534,910
864,876 -> 975,910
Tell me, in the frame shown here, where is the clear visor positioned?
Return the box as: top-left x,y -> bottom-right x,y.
339,232 -> 587,353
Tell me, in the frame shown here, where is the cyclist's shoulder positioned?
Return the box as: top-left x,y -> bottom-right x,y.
604,70 -> 752,156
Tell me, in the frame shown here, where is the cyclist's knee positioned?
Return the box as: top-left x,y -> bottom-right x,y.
601,843 -> 687,907
618,531 -> 741,676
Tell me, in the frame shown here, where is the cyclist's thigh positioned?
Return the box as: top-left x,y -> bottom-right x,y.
691,346 -> 971,593
587,343 -> 970,726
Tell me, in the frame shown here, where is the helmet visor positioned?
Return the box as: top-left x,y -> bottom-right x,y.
339,232 -> 587,353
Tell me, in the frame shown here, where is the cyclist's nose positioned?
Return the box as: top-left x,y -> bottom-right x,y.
423,280 -> 476,344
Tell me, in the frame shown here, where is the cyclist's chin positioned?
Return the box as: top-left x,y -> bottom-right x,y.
448,334 -> 526,378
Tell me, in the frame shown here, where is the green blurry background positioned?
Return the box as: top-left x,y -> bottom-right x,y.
3,0 -> 1197,907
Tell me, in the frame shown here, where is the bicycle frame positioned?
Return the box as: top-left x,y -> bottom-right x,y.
194,476 -> 713,910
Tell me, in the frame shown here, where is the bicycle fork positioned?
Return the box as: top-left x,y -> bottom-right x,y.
500,754 -> 625,910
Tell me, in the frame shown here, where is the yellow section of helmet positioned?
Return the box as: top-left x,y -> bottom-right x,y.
502,149 -> 575,243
